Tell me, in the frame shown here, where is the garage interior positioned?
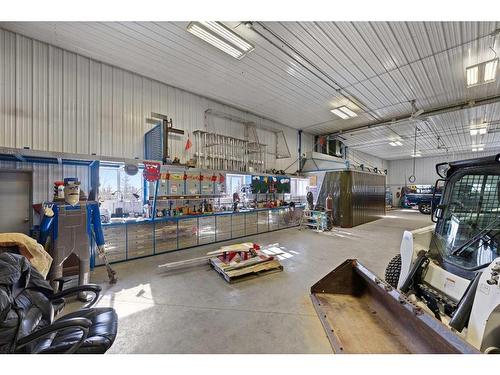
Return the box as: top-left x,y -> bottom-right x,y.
1,17 -> 500,356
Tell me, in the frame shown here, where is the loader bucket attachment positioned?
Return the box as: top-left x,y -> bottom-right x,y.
310,259 -> 479,354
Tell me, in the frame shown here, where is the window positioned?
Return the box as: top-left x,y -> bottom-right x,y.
291,178 -> 309,202
99,166 -> 145,221
431,171 -> 500,270
226,174 -> 250,195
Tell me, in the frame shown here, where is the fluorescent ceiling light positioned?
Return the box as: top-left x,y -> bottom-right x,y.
411,152 -> 422,158
470,123 -> 488,136
466,66 -> 479,86
339,106 -> 358,118
188,24 -> 242,58
484,59 -> 498,82
331,106 -> 357,119
466,58 -> 498,87
331,108 -> 350,120
472,144 -> 484,152
201,22 -> 253,51
187,22 -> 254,59
389,141 -> 403,146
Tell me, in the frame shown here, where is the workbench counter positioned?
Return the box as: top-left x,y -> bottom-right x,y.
94,206 -> 303,266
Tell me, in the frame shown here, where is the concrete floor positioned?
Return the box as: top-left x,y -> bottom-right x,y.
89,209 -> 431,353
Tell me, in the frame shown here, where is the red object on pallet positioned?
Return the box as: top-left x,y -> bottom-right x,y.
218,250 -> 253,263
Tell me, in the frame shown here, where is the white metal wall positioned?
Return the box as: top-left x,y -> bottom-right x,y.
0,160 -> 90,211
387,151 -> 496,187
0,29 -> 312,173
348,148 -> 388,172
3,21 -> 499,138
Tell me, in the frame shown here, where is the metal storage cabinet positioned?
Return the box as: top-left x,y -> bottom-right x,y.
285,207 -> 298,227
269,209 -> 279,230
96,206 -> 304,266
98,225 -> 126,264
278,208 -> 288,228
245,212 -> 258,235
178,218 -> 198,248
257,210 -> 269,233
127,222 -> 154,259
154,220 -> 178,253
215,215 -> 231,241
198,216 -> 216,244
231,213 -> 245,238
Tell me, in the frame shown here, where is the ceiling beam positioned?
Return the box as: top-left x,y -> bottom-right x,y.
317,93 -> 500,137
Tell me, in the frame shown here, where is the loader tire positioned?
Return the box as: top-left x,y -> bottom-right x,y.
384,254 -> 402,288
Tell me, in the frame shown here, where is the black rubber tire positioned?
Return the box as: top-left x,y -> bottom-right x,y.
418,203 -> 432,215
384,254 -> 402,288
485,347 -> 500,354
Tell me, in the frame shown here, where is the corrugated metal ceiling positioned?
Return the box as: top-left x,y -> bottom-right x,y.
339,102 -> 500,160
1,21 -> 499,159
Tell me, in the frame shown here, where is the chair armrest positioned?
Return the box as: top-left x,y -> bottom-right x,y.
53,276 -> 73,292
16,317 -> 92,354
51,297 -> 66,316
50,284 -> 102,308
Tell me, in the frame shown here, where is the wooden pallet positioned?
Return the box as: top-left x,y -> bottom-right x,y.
209,256 -> 283,283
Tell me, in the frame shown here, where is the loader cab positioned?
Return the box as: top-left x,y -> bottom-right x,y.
429,154 -> 500,280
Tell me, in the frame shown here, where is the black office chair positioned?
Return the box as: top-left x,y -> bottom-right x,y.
0,252 -> 118,354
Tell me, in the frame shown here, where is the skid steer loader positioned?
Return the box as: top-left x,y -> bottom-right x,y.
311,154 -> 500,353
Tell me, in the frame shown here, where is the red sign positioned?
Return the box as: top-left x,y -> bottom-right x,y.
143,161 -> 161,182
